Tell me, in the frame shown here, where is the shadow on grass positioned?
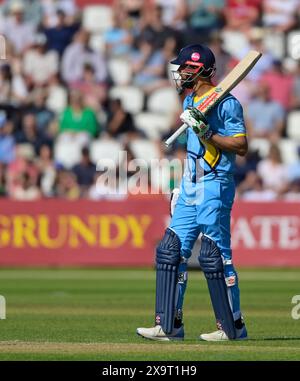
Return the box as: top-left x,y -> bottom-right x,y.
256,337 -> 300,341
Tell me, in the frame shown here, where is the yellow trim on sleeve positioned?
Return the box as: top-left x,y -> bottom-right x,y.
232,133 -> 247,137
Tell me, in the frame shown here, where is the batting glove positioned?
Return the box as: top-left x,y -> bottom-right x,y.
180,107 -> 210,138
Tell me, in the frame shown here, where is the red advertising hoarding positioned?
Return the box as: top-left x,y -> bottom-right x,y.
0,198 -> 299,267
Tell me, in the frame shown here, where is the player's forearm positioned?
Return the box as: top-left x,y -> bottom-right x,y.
207,134 -> 248,156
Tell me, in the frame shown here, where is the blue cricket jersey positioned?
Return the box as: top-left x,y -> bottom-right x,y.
180,91 -> 246,201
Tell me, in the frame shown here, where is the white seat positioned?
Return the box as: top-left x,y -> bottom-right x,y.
263,30 -> 285,60
90,139 -> 124,169
287,111 -> 300,141
134,112 -> 172,139
83,5 -> 113,33
147,87 -> 180,114
287,30 -> 300,60
108,58 -> 132,86
46,86 -> 68,114
278,139 -> 299,164
129,139 -> 160,164
54,141 -> 82,169
109,86 -> 144,114
221,30 -> 249,58
89,33 -> 106,53
249,138 -> 270,158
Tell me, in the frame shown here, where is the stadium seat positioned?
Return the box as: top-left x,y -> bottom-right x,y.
54,140 -> 82,169
249,138 -> 271,158
89,33 -> 106,53
83,5 -> 113,33
134,112 -> 172,140
147,87 -> 180,114
46,86 -> 68,114
108,58 -> 132,86
278,139 -> 300,164
129,139 -> 161,164
287,111 -> 300,141
263,31 -> 285,60
109,86 -> 144,114
90,139 -> 124,169
287,30 -> 300,60
221,30 -> 248,59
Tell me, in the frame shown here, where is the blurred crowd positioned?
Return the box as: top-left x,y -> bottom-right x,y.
1,0 -> 300,201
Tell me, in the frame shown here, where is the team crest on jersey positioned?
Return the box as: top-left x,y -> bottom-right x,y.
191,52 -> 200,61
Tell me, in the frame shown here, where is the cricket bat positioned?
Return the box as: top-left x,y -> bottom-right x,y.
165,50 -> 262,147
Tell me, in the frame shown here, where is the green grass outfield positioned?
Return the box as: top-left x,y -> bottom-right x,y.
0,268 -> 300,361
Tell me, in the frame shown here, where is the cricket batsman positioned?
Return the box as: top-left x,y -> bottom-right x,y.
137,44 -> 248,341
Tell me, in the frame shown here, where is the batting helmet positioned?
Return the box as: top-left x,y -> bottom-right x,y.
170,44 -> 216,94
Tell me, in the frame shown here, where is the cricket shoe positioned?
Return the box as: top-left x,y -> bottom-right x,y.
199,325 -> 248,341
136,324 -> 184,341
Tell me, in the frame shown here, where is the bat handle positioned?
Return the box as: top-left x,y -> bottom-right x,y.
165,123 -> 188,147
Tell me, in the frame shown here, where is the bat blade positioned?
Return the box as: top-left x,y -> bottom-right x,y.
165,50 -> 262,147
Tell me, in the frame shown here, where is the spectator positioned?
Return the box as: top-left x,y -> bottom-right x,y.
0,63 -> 28,106
7,144 -> 39,197
11,171 -> 41,200
155,0 -> 187,30
241,172 -> 278,201
106,98 -> 140,140
104,8 -> 133,58
16,113 -> 52,154
43,8 -> 79,57
113,0 -> 144,29
246,83 -> 285,141
209,33 -> 231,83
0,1 -> 36,54
27,88 -> 55,133
284,179 -> 300,201
138,5 -> 177,51
224,0 -> 261,31
131,36 -> 169,94
70,63 -> 107,112
260,60 -> 294,111
41,0 -> 78,28
36,144 -> 56,197
187,0 -> 225,37
55,169 -> 80,199
1,0 -> 43,27
72,147 -> 96,189
0,118 -> 15,164
285,148 -> 300,193
257,144 -> 288,193
59,90 -> 100,146
262,0 -> 300,32
234,150 -> 260,187
23,33 -> 59,87
61,29 -> 107,84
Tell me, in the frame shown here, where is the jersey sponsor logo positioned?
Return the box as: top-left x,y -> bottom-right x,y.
198,91 -> 219,112
191,52 -> 200,61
